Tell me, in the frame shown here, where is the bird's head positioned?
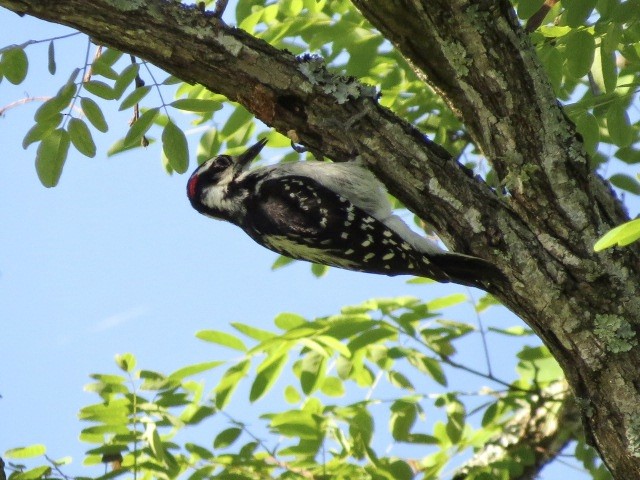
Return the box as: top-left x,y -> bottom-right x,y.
187,138 -> 267,219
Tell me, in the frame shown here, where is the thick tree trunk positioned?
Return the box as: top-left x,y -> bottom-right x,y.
1,0 -> 640,477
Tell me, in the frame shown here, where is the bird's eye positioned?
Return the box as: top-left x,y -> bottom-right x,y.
216,155 -> 233,169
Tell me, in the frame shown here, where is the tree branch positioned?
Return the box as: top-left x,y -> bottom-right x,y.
453,383 -> 581,479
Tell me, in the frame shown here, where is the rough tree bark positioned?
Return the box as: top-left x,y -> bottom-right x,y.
1,0 -> 639,477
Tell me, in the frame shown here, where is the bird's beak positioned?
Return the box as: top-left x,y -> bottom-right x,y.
234,138 -> 268,172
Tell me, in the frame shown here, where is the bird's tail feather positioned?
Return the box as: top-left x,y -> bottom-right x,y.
428,252 -> 504,288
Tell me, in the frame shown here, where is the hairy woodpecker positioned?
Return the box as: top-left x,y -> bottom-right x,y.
187,139 -> 503,287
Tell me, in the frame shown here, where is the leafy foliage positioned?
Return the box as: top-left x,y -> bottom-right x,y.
4,294 -> 600,480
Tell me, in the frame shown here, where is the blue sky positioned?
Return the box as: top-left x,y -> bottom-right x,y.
0,6 -> 619,479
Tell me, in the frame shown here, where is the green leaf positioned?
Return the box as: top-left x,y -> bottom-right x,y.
390,400 -> 417,441
594,219 -> 640,251
119,85 -> 151,111
347,327 -> 396,352
516,0 -> 544,19
607,103 -> 633,147
416,355 -> 447,386
250,352 -> 288,402
349,409 -> 374,449
35,128 -> 70,187
609,173 -> 640,195
4,444 -> 46,459
114,353 -> 136,372
517,345 -> 549,361
426,293 -> 467,311
320,376 -> 345,397
34,82 -> 77,122
162,121 -> 189,174
539,45 -> 563,93
113,63 -> 140,99
574,112 -> 599,155
481,402 -> 499,427
47,40 -> 56,75
83,80 -> 115,100
146,423 -> 166,462
221,106 -> 253,138
388,370 -> 415,391
215,360 -> 249,409
565,31 -> 595,78
300,352 -> 326,395
1,47 -> 28,84
271,410 -> 321,439
22,114 -> 63,149
311,263 -> 328,277
81,97 -> 109,133
214,427 -> 242,449
197,128 -> 221,164
14,465 -> 51,480
284,384 -> 301,403
123,107 -> 159,147
274,312 -> 306,330
271,255 -> 295,270
615,147 -> 640,165
196,330 -> 247,351
170,98 -> 222,113
68,118 -> 97,158
599,48 -> 617,93
168,361 -> 224,381
231,322 -> 276,341
279,0 -> 304,16
563,0 -> 597,27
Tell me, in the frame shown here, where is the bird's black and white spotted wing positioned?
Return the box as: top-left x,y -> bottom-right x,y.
240,175 -> 451,280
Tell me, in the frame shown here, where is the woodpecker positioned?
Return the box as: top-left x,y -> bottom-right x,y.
187,139 -> 503,288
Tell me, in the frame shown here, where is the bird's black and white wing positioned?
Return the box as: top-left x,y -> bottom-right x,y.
240,175 -> 451,280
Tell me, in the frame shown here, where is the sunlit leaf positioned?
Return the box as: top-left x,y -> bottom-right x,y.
1,47 -> 28,84
231,322 -> 276,341
119,85 -> 151,111
250,352 -> 288,401
390,400 -> 417,441
300,351 -> 326,395
607,103 -> 633,147
22,114 -> 63,149
114,353 -> 136,372
594,219 -> 640,251
47,40 -> 56,75
214,427 -> 242,449
34,82 -> 76,122
83,80 -> 115,100
566,30 -> 595,78
170,98 -> 223,113
123,107 -> 159,147
168,361 -> 224,381
162,120 -> 189,174
113,63 -> 140,99
284,384 -> 301,403
81,97 -> 109,133
274,312 -> 306,330
35,128 -> 70,187
13,465 -> 51,480
4,444 -> 46,459
196,329 -> 247,351
68,118 -> 97,158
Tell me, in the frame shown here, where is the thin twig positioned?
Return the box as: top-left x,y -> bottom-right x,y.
467,289 -> 493,377
64,36 -> 92,128
0,32 -> 80,54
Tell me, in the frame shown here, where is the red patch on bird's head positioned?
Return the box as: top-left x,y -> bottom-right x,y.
187,174 -> 198,200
